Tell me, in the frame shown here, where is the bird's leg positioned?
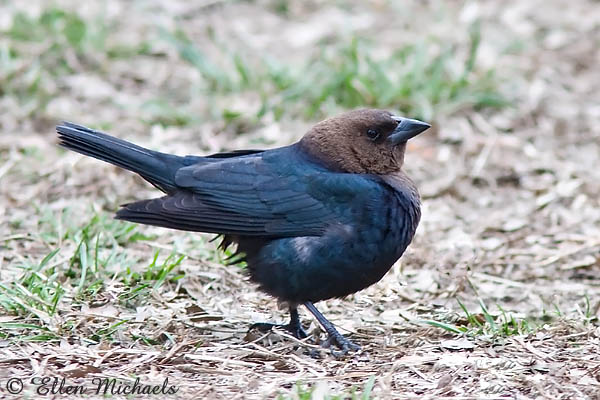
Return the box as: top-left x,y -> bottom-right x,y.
285,307 -> 309,339
303,301 -> 360,356
248,306 -> 308,339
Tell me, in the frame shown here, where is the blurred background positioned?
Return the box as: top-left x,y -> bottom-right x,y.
1,0 -> 599,398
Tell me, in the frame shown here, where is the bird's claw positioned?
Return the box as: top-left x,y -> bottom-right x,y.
322,331 -> 360,357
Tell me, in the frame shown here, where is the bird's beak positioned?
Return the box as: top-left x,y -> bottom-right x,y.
388,117 -> 431,145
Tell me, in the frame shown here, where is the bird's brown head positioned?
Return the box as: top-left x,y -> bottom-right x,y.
299,109 -> 430,174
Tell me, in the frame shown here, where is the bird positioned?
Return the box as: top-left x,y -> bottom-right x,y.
56,109 -> 430,355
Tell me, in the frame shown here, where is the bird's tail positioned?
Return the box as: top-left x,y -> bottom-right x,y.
56,122 -> 184,193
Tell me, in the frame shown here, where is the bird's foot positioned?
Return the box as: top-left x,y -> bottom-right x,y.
322,330 -> 361,357
303,301 -> 360,357
248,322 -> 308,340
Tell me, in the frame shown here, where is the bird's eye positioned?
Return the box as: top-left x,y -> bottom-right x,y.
366,129 -> 380,140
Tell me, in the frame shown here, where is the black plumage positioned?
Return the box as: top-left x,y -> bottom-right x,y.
57,109 -> 430,354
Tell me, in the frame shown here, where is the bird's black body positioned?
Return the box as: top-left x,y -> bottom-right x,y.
57,109 -> 429,354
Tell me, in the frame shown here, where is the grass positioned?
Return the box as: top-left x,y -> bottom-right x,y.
0,7 -> 149,121
1,6 -> 507,128
1,9 -> 100,116
164,21 -> 507,123
424,295 -> 598,340
422,297 -> 536,338
0,249 -> 64,321
0,208 -> 191,342
280,377 -> 375,400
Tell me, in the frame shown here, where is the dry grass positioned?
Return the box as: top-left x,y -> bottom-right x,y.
1,0 -> 599,399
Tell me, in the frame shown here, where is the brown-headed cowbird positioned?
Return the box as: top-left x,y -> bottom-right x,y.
56,109 -> 430,354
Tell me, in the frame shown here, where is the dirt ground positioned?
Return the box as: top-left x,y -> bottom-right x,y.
1,0 -> 599,399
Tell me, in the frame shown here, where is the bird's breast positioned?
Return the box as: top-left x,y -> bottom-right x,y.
244,182 -> 421,303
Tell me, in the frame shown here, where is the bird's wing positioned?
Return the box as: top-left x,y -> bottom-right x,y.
116,153 -> 380,237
